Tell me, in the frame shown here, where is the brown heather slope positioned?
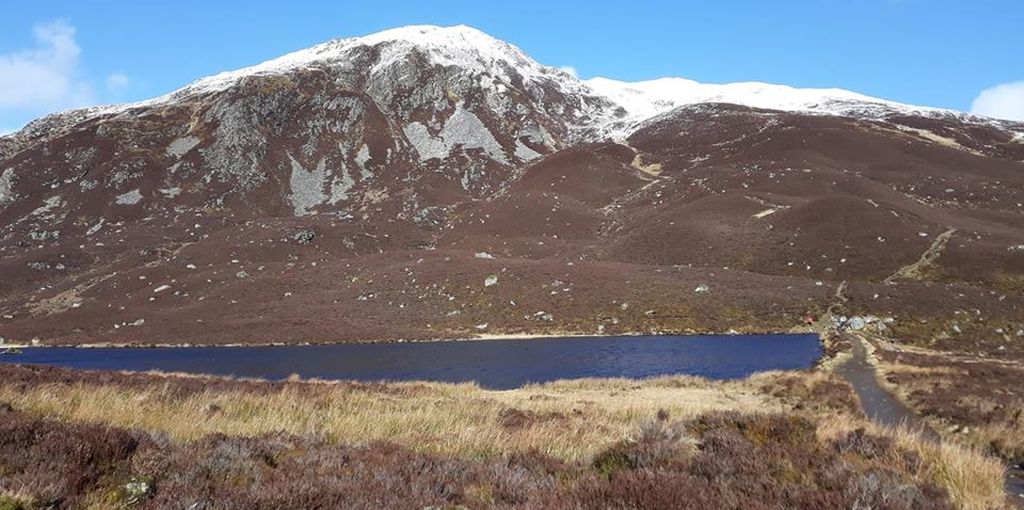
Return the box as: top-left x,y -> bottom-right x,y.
0,30 -> 1022,349
2,104 -> 1022,351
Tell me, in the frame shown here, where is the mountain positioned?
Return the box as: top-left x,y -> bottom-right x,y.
1,25 -> 1022,348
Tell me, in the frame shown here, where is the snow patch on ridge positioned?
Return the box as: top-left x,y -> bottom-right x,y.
583,77 -> 947,138
585,77 -> 884,119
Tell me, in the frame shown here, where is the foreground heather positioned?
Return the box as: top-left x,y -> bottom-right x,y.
0,365 -> 1007,509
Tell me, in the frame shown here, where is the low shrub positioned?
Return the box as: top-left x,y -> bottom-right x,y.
0,397 -> 980,508
592,419 -> 694,475
0,413 -> 140,509
758,370 -> 863,416
585,412 -> 954,510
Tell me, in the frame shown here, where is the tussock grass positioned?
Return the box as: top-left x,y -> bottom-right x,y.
901,432 -> 1007,510
0,368 -> 1010,508
817,415 -> 1007,510
0,373 -> 775,462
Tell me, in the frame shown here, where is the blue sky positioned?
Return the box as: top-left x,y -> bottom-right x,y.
2,0 -> 1023,131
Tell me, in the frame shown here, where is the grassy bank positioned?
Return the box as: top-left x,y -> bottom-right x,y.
0,364 -> 1008,509
0,368 -> 780,462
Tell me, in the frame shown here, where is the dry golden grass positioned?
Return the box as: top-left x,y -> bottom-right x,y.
0,374 -> 777,462
879,362 -> 967,378
908,435 -> 1008,510
816,415 -> 1007,510
0,368 -> 1011,509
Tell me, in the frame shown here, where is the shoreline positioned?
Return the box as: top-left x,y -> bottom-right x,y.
5,329 -> 821,350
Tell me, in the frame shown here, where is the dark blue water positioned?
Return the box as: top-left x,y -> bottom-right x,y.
2,334 -> 821,390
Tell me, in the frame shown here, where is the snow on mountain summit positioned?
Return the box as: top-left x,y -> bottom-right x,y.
6,24 -> 1019,147
156,23 -> 965,132
183,24 -> 563,96
580,76 -> 967,138
585,77 -> 889,121
349,24 -> 544,74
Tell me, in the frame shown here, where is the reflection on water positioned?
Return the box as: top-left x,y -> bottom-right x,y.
4,334 -> 821,390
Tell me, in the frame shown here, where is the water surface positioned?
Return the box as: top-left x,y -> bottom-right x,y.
3,334 -> 820,390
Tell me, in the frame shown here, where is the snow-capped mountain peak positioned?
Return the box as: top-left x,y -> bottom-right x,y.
180,24 -> 559,97
5,24 -> 1021,150
349,24 -> 539,71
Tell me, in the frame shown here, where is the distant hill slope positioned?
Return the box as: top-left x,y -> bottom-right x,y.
1,25 -> 1022,349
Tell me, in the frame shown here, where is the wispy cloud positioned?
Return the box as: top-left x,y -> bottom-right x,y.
0,20 -> 93,110
105,72 -> 130,94
0,19 -> 112,131
970,82 -> 1024,121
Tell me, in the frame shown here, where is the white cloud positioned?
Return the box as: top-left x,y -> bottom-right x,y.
105,72 -> 130,94
0,19 -> 108,132
558,66 -> 578,79
0,20 -> 94,110
970,82 -> 1024,121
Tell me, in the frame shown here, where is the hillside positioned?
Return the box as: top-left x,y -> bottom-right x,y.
0,25 -> 1022,351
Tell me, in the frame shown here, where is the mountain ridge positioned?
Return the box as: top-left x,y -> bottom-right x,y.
5,24 -> 1021,148
0,24 -> 1022,350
